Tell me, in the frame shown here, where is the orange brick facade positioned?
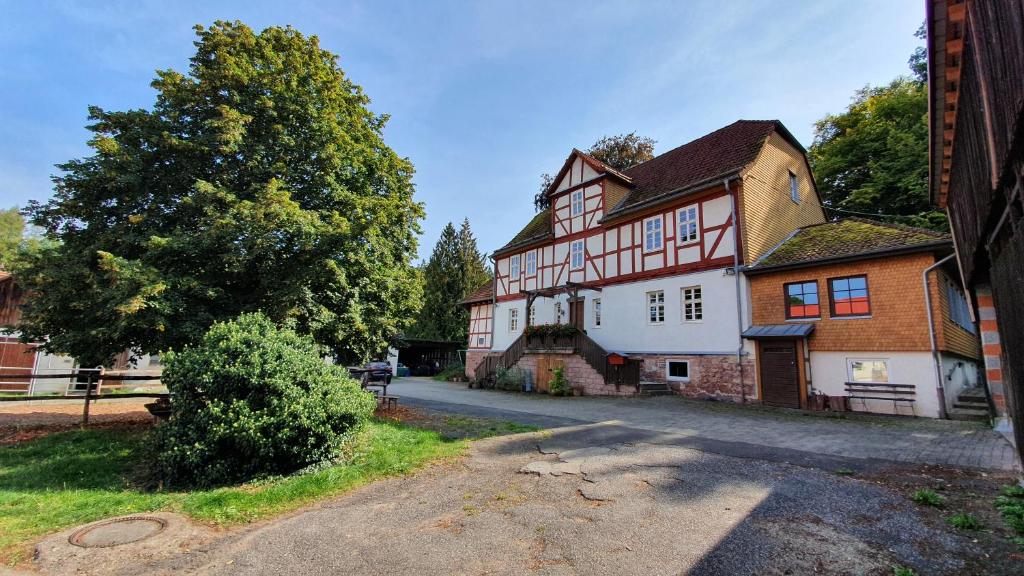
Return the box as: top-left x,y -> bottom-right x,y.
749,252 -> 980,358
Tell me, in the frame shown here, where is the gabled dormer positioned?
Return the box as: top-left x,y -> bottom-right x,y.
544,149 -> 633,238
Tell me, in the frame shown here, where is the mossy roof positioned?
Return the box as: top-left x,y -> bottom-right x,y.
750,218 -> 950,271
495,209 -> 552,255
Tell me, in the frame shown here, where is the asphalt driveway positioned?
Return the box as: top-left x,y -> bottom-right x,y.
389,378 -> 1019,472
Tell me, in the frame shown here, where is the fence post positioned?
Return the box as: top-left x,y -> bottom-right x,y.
82,370 -> 94,427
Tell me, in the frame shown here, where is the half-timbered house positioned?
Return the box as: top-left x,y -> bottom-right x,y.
465,119 -> 825,399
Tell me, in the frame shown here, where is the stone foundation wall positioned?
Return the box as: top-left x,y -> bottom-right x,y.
464,349 -> 494,379
515,353 -> 635,396
635,353 -> 757,402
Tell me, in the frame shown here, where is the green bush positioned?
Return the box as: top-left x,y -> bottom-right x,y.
154,313 -> 377,487
892,566 -> 916,576
494,366 -> 527,391
912,489 -> 944,507
433,363 -> 466,382
548,367 -> 571,396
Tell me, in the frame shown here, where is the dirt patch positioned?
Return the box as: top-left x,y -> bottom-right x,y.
0,400 -> 154,445
860,464 -> 1024,575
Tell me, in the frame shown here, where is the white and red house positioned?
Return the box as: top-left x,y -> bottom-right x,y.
464,119 -> 830,399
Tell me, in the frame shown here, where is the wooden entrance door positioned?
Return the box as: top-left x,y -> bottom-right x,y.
569,298 -> 584,331
535,355 -> 564,394
759,340 -> 800,408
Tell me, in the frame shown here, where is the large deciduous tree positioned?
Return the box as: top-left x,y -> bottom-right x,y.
534,133 -> 656,212
0,207 -> 24,271
808,24 -> 945,230
18,21 -> 423,365
411,219 -> 490,342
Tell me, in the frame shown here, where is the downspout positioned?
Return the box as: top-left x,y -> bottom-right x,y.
488,254 -> 497,352
924,253 -> 956,419
725,178 -> 747,403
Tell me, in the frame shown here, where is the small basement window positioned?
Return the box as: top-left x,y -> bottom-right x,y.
666,360 -> 690,382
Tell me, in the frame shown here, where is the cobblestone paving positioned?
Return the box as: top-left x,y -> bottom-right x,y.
390,379 -> 1020,472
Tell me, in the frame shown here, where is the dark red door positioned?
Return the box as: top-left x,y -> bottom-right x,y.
569,299 -> 584,331
760,340 -> 800,408
0,337 -> 36,393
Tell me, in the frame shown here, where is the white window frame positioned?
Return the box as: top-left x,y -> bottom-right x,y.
789,171 -> 800,204
571,190 -> 584,216
846,358 -> 891,384
682,286 -> 703,322
508,308 -> 518,332
509,254 -> 520,278
570,240 -> 584,270
477,336 -> 485,346
644,216 -> 663,252
593,298 -> 602,328
666,359 -> 690,382
525,250 -> 537,276
647,290 -> 665,324
554,301 -> 563,324
678,206 -> 699,244
528,303 -> 536,326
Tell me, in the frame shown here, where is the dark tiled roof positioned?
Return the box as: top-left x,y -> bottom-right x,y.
610,120 -> 790,215
495,209 -> 552,254
459,280 -> 494,305
749,218 -> 950,271
496,119 -> 801,254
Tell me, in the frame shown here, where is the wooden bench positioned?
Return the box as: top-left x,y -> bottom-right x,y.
379,395 -> 399,411
844,382 -> 916,415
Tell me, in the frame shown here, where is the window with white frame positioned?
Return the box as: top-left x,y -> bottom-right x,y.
571,190 -> 584,216
510,254 -> 520,278
525,251 -> 537,276
647,290 -> 665,324
508,308 -> 518,332
477,336 -> 485,346
554,301 -> 563,323
789,171 -> 800,203
847,359 -> 889,384
593,298 -> 602,327
666,360 -> 690,381
678,206 -> 698,243
528,303 -> 536,326
570,240 -> 584,270
682,286 -> 702,321
644,216 -> 663,251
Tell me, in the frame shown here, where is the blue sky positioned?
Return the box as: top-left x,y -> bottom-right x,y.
0,1 -> 924,259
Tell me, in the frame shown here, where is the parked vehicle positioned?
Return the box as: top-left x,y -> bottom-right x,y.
364,361 -> 393,385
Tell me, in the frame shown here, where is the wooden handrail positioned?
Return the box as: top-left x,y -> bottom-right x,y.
574,331 -> 608,380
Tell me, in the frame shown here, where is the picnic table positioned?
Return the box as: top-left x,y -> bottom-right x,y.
348,367 -> 392,399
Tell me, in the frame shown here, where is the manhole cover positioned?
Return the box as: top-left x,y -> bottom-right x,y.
69,516 -> 168,548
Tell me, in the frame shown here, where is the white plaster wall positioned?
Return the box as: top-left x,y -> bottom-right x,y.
940,355 -> 981,414
808,351 -> 942,418
584,268 -> 742,354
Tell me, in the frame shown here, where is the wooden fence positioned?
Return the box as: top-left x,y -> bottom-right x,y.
0,369 -> 167,426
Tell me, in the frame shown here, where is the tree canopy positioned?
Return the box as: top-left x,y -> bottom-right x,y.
534,132 -> 656,212
808,23 -> 945,230
17,21 -> 423,365
409,219 -> 490,343
0,207 -> 24,271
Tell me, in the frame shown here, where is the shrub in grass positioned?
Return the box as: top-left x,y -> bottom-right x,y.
433,363 -> 466,382
494,366 -> 528,391
947,512 -> 983,530
912,489 -> 944,507
154,313 -> 377,487
892,565 -> 916,576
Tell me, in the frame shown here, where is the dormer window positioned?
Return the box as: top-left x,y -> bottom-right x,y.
571,190 -> 584,216
789,171 -> 800,204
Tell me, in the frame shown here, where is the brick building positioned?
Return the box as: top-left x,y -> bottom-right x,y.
744,219 -> 983,419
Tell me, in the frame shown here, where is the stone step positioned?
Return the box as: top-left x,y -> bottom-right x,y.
953,400 -> 988,410
957,387 -> 987,400
638,381 -> 673,396
948,407 -> 990,422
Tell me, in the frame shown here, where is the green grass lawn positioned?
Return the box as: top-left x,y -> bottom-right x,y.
0,419 -> 477,565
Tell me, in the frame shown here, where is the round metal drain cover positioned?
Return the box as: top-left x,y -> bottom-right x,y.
69,516 -> 167,548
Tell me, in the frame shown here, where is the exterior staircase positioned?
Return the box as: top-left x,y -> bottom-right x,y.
948,387 -> 990,422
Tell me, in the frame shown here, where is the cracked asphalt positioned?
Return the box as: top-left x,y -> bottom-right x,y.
38,421 -> 1009,576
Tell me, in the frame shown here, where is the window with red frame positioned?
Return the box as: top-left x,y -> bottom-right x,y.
829,275 -> 871,317
785,281 -> 820,319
